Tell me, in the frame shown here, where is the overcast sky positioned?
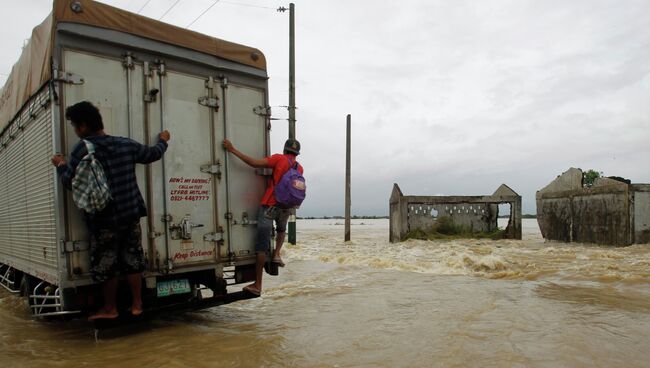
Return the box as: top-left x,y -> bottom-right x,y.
2,0 -> 649,217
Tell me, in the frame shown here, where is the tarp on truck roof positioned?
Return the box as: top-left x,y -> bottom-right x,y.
0,0 -> 267,133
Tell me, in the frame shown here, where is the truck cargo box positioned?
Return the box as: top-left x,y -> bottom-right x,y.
0,0 -> 274,317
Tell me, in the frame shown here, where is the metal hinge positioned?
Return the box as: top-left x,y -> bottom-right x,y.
53,70 -> 84,85
205,76 -> 216,90
148,231 -> 164,239
123,53 -> 135,69
143,61 -> 153,77
219,75 -> 229,88
166,258 -> 173,271
161,214 -> 173,223
156,60 -> 167,76
253,106 -> 272,116
204,232 -> 224,242
63,240 -> 90,253
198,96 -> 220,109
225,212 -> 233,220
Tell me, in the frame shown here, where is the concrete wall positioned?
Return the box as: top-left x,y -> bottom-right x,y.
571,188 -> 631,245
634,185 -> 650,243
536,197 -> 572,242
537,169 -> 650,246
389,184 -> 405,243
389,183 -> 522,242
406,202 -> 497,233
538,167 -> 582,193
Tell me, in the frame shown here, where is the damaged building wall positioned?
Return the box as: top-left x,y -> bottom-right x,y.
536,168 -> 650,246
633,185 -> 650,243
406,201 -> 498,233
389,183 -> 522,242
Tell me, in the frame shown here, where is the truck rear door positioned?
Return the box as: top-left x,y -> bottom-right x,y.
149,67 -> 269,270
62,50 -> 269,276
149,69 -> 222,270
222,83 -> 268,260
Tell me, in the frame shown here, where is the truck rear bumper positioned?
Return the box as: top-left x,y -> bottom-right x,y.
91,290 -> 258,329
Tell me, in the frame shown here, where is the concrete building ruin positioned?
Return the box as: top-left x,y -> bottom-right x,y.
536,168 -> 650,246
389,183 -> 522,242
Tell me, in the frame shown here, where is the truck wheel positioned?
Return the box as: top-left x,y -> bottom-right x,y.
19,276 -> 33,308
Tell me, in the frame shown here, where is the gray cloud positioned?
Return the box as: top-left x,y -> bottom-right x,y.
2,0 -> 649,217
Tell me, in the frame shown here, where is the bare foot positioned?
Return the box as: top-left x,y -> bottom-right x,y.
131,303 -> 143,316
88,307 -> 118,321
272,256 -> 285,267
243,283 -> 261,296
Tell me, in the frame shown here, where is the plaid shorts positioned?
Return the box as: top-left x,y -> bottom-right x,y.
90,220 -> 145,282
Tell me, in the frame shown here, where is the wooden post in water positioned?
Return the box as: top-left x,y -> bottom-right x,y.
345,114 -> 351,242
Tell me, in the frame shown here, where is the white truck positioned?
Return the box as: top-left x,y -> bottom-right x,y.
0,0 -> 276,317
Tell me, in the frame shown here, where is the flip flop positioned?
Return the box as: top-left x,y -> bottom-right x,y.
243,285 -> 261,296
272,257 -> 286,267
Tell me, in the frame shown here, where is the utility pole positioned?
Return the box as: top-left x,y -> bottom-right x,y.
280,3 -> 296,139
288,2 -> 296,139
279,3 -> 297,245
345,114 -> 351,242
288,2 -> 296,244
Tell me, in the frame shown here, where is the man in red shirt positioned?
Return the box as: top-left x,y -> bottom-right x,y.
223,138 -> 304,296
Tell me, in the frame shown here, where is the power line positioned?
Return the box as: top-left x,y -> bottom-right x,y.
137,0 -> 152,14
186,0 -> 221,28
220,1 -> 276,10
185,0 -> 276,29
158,0 -> 182,21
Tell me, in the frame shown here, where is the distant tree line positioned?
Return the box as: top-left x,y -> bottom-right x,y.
300,214 -> 537,220
498,214 -> 537,219
297,215 -> 389,220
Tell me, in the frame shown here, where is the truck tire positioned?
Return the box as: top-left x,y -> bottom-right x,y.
19,275 -> 33,308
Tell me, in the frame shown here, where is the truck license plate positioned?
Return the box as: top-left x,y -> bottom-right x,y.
157,279 -> 191,297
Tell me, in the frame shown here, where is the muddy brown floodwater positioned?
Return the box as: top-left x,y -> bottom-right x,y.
2,219 -> 650,367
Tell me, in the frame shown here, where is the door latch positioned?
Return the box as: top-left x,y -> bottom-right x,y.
200,163 -> 222,179
253,105 -> 272,116
198,96 -> 220,109
169,216 -> 204,240
241,211 -> 257,226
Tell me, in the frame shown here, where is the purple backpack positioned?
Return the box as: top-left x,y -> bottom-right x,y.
274,157 -> 306,208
